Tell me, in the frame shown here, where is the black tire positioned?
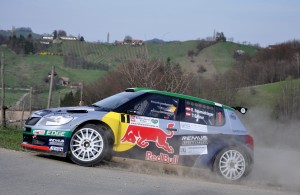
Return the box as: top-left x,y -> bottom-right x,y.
69,124 -> 110,166
213,147 -> 251,181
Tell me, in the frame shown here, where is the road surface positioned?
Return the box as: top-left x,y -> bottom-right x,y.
0,148 -> 298,195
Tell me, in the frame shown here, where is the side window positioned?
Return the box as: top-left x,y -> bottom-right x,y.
133,94 -> 178,120
215,106 -> 225,126
182,100 -> 225,126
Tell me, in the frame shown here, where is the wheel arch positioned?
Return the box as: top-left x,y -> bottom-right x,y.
70,120 -> 115,149
211,141 -> 253,169
195,140 -> 253,170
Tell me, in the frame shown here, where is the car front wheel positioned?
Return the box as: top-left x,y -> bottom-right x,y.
214,147 -> 251,181
69,124 -> 109,166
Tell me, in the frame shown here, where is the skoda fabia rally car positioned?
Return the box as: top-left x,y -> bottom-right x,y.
22,88 -> 254,181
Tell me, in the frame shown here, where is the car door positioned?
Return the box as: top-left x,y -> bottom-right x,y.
115,93 -> 180,164
176,99 -> 218,166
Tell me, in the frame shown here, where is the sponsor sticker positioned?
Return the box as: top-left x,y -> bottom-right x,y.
179,145 -> 208,155
145,151 -> 178,164
49,138 -> 64,146
181,135 -> 208,145
33,130 -> 45,135
32,130 -> 71,137
130,115 -> 159,128
50,146 -> 63,152
46,130 -> 66,137
180,122 -> 207,132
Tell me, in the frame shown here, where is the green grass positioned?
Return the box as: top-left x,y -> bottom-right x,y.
31,86 -> 79,108
59,41 -> 199,66
0,128 -> 22,151
202,42 -> 259,73
147,41 -> 198,60
1,90 -> 28,106
1,40 -> 260,107
236,79 -> 300,107
1,46 -> 107,107
1,46 -> 107,89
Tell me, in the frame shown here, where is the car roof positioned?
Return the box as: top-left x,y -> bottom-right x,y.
125,88 -> 234,111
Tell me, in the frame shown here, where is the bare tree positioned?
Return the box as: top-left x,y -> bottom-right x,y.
119,58 -> 162,88
83,57 -> 191,104
118,58 -> 191,94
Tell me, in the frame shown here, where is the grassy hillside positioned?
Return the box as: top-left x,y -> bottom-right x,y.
0,46 -> 106,88
236,79 -> 300,107
1,40 -> 259,107
57,40 -> 199,67
203,42 -> 258,72
56,40 -> 259,76
180,42 -> 259,77
0,45 -> 107,108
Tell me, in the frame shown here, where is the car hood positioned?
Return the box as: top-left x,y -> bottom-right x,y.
31,106 -> 99,117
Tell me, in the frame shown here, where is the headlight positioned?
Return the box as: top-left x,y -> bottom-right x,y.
39,115 -> 74,126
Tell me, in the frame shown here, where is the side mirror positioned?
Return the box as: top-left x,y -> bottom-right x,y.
127,109 -> 137,115
232,106 -> 248,114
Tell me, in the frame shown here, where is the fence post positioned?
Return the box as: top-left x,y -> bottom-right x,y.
1,52 -> 6,128
20,101 -> 25,129
47,66 -> 55,109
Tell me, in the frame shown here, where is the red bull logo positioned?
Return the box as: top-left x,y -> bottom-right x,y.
145,151 -> 178,164
120,123 -> 175,153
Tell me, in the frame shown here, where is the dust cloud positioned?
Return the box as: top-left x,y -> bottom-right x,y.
241,107 -> 300,192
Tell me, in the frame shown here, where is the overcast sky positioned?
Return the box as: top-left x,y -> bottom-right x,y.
1,0 -> 299,47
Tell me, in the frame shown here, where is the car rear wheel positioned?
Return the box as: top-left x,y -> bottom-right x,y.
214,147 -> 250,181
69,124 -> 109,166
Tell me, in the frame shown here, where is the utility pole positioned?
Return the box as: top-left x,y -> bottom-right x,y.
47,66 -> 55,109
29,87 -> 33,114
296,53 -> 299,78
79,81 -> 84,106
80,81 -> 83,101
20,101 -> 25,129
58,95 -> 61,107
1,52 -> 6,127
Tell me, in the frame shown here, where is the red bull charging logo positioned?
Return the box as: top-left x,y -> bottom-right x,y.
120,116 -> 174,153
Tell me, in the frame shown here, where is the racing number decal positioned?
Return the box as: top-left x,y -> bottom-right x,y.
120,114 -> 130,124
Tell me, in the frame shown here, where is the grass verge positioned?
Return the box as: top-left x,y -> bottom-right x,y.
0,127 -> 22,151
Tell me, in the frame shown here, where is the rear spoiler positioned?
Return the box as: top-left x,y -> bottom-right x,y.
232,106 -> 248,114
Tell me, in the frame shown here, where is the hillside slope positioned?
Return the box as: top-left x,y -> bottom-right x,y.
1,40 -> 259,107
180,42 -> 259,77
236,79 -> 300,107
54,40 -> 259,76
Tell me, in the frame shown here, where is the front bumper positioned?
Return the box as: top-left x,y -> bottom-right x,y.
21,128 -> 72,157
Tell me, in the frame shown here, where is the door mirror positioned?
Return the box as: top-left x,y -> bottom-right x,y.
232,106 -> 248,114
127,109 -> 137,115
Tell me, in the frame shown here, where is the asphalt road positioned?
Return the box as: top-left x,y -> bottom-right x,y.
0,148 -> 298,195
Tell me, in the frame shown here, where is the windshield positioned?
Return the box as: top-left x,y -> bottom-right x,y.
91,91 -> 142,111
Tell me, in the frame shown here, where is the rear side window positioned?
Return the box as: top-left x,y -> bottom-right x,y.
132,94 -> 179,120
181,100 -> 225,126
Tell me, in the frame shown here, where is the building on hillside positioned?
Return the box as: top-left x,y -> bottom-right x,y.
114,40 -> 124,45
60,36 -> 77,41
114,39 -> 144,46
130,39 -> 144,46
40,36 -> 54,44
59,77 -> 70,86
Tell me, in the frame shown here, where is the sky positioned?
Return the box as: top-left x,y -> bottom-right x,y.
1,0 -> 299,47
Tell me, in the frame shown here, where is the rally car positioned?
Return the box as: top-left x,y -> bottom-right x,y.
21,88 -> 254,181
